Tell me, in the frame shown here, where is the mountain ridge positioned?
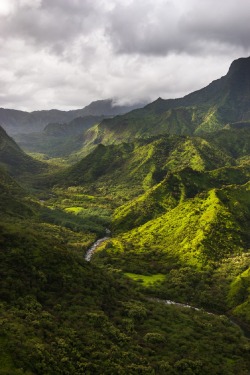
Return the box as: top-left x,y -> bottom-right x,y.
1,56 -> 250,374
0,99 -> 146,135
82,57 -> 250,149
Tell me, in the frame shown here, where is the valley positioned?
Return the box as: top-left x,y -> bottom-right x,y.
0,57 -> 250,374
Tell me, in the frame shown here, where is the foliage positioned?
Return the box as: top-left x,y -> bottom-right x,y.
1,79 -> 250,373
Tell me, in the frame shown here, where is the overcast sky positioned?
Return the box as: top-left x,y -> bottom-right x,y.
1,0 -> 250,111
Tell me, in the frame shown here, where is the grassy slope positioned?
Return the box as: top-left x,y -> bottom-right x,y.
0,126 -> 45,177
56,134 -> 233,201
87,127 -> 250,324
1,174 -> 249,374
94,182 -> 250,321
113,165 -> 249,231
97,186 -> 248,266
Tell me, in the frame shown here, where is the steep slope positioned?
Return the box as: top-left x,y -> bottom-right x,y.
203,122 -> 250,160
112,127 -> 250,231
96,185 -> 250,269
14,115 -> 106,158
93,182 -> 250,325
85,57 -> 250,147
57,134 -> 233,199
43,115 -> 105,136
1,215 -> 249,374
1,151 -> 249,374
0,126 -> 45,176
113,165 -> 250,231
0,167 -> 33,217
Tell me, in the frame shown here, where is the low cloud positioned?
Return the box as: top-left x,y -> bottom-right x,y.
0,0 -> 250,111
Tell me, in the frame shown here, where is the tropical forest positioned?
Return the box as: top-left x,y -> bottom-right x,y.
0,57 -> 250,374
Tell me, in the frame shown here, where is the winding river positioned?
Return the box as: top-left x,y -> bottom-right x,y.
85,235 -> 249,338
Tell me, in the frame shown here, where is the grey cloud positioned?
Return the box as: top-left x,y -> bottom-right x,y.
0,0 -> 102,56
2,0 -> 249,59
182,0 -> 250,50
106,0 -> 188,56
0,0 -> 250,111
106,0 -> 250,56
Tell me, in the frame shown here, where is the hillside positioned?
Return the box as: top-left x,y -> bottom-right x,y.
82,57 -> 250,148
110,126 -> 250,231
1,153 -> 249,374
1,214 -> 249,374
0,125 -> 45,177
57,134 -> 234,200
1,55 -> 250,374
14,116 -> 106,158
112,164 -> 250,231
93,180 -> 250,324
43,115 -> 106,136
9,57 -> 250,162
0,162 -> 249,375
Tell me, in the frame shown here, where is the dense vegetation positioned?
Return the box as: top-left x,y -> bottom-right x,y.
1,197 -> 250,374
1,57 -> 250,374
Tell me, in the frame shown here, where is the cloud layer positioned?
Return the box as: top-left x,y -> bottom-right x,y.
0,0 -> 250,111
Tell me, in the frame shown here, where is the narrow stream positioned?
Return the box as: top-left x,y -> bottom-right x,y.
152,298 -> 208,312
85,229 -> 111,262
85,236 -> 110,261
84,233 -> 249,338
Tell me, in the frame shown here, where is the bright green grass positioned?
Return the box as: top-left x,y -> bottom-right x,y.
125,272 -> 165,286
65,206 -> 84,214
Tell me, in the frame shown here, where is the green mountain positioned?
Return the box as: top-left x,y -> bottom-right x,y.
1,142 -> 249,375
57,133 -> 234,200
1,56 -> 250,374
0,125 -> 45,177
110,125 -> 250,231
1,164 -> 249,375
11,58 -> 250,162
65,126 -> 249,329
43,115 -> 106,136
1,214 -> 249,374
108,182 -> 250,267
112,165 -> 250,232
0,166 -> 33,218
84,57 -> 250,148
0,99 -> 145,135
93,179 -> 250,323
203,122 -> 250,160
14,116 -> 106,159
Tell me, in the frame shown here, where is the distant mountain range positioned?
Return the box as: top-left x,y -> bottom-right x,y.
10,56 -> 250,161
0,99 -> 146,135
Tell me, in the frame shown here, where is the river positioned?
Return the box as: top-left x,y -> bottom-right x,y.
85,229 -> 111,261
85,235 -> 249,338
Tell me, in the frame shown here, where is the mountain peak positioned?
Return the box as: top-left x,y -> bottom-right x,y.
228,56 -> 250,74
225,56 -> 250,101
227,56 -> 250,85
